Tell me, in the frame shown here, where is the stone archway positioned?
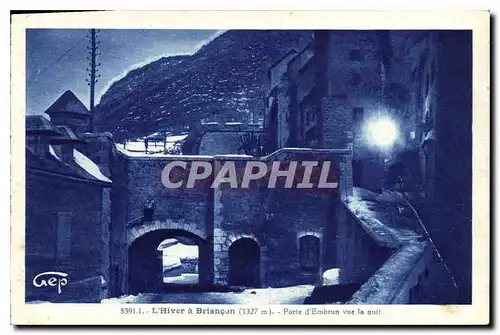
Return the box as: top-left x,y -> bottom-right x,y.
127,226 -> 211,294
228,238 -> 260,287
128,219 -> 207,246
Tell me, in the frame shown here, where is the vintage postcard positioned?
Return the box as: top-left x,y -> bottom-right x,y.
10,10 -> 490,325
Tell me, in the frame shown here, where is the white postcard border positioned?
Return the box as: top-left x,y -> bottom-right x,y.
10,10 -> 490,325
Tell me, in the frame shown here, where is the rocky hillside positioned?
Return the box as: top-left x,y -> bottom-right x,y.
95,30 -> 312,141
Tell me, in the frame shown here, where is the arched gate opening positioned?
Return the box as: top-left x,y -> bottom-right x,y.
128,229 -> 210,294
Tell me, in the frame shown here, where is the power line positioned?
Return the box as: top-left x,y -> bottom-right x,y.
29,35 -> 87,82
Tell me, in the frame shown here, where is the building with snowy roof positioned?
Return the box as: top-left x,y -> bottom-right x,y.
25,112 -> 111,303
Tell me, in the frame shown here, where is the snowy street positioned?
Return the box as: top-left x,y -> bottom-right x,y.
102,285 -> 315,304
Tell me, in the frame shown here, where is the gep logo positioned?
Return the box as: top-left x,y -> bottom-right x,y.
32,271 -> 68,294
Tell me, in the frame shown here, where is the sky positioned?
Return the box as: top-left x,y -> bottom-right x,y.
26,29 -> 220,115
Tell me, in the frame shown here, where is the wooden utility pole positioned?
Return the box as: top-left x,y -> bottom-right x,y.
86,29 -> 101,132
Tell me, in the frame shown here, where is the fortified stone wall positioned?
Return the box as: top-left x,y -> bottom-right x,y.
125,157 -> 212,229
110,152 -> 214,294
212,149 -> 351,287
110,147 -> 358,293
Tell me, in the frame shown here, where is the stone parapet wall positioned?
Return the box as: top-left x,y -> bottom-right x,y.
347,241 -> 432,304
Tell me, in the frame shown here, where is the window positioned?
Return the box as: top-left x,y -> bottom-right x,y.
349,48 -> 361,61
353,107 -> 364,121
56,211 -> 72,260
299,235 -> 320,274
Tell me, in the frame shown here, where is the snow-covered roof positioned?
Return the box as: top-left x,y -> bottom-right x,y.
73,149 -> 111,183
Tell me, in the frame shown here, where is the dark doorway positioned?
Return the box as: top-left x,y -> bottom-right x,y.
353,159 -> 364,187
299,235 -> 320,275
228,238 -> 260,287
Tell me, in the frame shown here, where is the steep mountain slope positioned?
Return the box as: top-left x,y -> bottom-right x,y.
95,30 -> 312,141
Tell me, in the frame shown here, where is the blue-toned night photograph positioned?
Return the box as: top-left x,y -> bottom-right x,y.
25,29 -> 472,305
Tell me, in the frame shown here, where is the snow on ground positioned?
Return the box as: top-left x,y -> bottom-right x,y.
102,293 -> 150,304
123,140 -> 158,153
163,243 -> 198,259
162,255 -> 182,270
101,285 -> 315,304
163,273 -> 199,285
322,268 -> 341,285
73,149 -> 111,183
238,285 -> 315,304
167,134 -> 189,142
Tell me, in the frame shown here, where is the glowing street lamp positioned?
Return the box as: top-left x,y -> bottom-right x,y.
365,117 -> 399,149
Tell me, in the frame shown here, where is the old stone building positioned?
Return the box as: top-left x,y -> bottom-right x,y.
25,113 -> 111,302
266,31 -> 392,191
388,31 -> 473,303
